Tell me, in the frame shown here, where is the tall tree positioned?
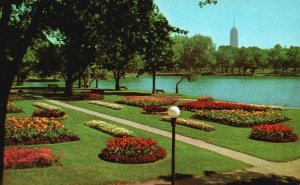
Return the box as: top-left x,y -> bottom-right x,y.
215,45 -> 238,73
142,9 -> 185,94
288,46 -> 300,72
174,34 -> 215,93
98,0 -> 154,90
268,44 -> 288,72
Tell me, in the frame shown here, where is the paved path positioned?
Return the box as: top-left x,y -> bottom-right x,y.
46,99 -> 300,179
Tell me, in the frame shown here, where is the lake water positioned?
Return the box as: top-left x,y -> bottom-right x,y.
24,76 -> 300,108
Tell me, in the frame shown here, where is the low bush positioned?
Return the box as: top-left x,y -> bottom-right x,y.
99,136 -> 167,164
192,109 -> 289,127
143,106 -> 168,114
79,93 -> 104,100
7,102 -> 23,113
32,109 -> 67,119
198,96 -> 215,102
160,116 -> 216,131
4,147 -> 59,169
33,102 -> 62,111
84,120 -> 133,137
179,101 -> 267,112
5,117 -> 80,146
89,101 -> 123,110
250,124 -> 298,142
119,96 -> 179,107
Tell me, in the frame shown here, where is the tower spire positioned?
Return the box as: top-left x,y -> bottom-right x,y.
233,17 -> 235,27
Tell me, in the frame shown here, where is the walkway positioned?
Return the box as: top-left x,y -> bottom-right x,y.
46,99 -> 300,179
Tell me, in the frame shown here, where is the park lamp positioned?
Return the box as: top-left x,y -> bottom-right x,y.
167,106 -> 180,185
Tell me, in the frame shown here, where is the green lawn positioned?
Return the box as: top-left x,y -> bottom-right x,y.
4,99 -> 248,185
62,95 -> 300,162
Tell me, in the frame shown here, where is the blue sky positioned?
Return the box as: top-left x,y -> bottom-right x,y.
154,0 -> 300,49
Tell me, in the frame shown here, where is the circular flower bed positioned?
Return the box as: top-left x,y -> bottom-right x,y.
99,136 -> 167,164
79,93 -> 104,100
250,124 -> 298,142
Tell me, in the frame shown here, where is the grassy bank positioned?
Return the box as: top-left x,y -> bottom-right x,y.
4,99 -> 248,185
62,95 -> 300,162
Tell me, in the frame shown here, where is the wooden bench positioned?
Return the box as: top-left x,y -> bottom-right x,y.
91,89 -> 104,94
120,86 -> 128,90
81,84 -> 90,88
156,89 -> 165,94
48,84 -> 59,93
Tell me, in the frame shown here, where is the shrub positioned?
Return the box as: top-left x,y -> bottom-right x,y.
89,101 -> 123,110
99,136 -> 167,164
79,93 -> 104,100
192,110 -> 289,127
160,116 -> 216,131
198,96 -> 215,102
250,124 -> 298,142
33,102 -> 62,111
119,96 -> 179,107
4,147 -> 59,169
7,102 -> 23,113
84,120 -> 133,137
179,101 -> 267,112
5,117 -> 80,146
143,106 -> 168,114
32,109 -> 67,119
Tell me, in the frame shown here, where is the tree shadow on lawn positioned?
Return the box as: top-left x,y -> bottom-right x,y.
156,171 -> 300,185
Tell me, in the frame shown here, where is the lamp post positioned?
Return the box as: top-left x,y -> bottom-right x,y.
167,106 -> 180,185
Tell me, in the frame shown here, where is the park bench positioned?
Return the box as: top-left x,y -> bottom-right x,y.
120,86 -> 128,90
91,89 -> 104,94
48,84 -> 59,93
156,89 -> 165,94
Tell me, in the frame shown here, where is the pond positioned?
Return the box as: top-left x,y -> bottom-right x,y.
24,75 -> 300,108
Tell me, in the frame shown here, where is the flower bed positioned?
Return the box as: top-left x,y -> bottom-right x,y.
179,101 -> 267,112
7,102 -> 23,113
79,93 -> 104,100
119,96 -> 179,107
143,106 -> 168,114
160,116 -> 216,131
198,96 -> 215,102
33,102 -> 62,111
250,124 -> 298,142
32,109 -> 67,119
84,120 -> 133,137
89,101 -> 123,110
99,136 -> 167,164
5,117 -> 80,145
192,110 -> 289,127
4,147 -> 59,169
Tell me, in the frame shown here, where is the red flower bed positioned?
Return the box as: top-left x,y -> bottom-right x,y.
179,101 -> 266,111
99,136 -> 167,164
143,106 -> 168,114
4,147 -> 59,169
32,109 -> 66,119
250,124 -> 298,142
79,93 -> 104,100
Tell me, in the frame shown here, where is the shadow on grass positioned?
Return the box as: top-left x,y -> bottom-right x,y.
156,171 -> 300,185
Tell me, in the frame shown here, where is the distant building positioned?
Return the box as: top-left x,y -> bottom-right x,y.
230,23 -> 238,47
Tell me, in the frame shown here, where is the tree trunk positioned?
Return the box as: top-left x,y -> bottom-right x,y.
176,77 -> 184,94
152,70 -> 156,94
0,64 -> 18,185
65,78 -> 74,96
96,78 -> 98,88
243,67 -> 247,75
78,77 -> 82,88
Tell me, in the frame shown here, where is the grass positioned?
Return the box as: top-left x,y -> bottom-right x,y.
4,99 -> 248,185
62,95 -> 300,162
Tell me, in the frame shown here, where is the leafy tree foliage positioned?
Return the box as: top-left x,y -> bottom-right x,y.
172,34 -> 215,93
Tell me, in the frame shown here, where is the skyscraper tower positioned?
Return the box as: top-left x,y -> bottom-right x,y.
230,19 -> 238,47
